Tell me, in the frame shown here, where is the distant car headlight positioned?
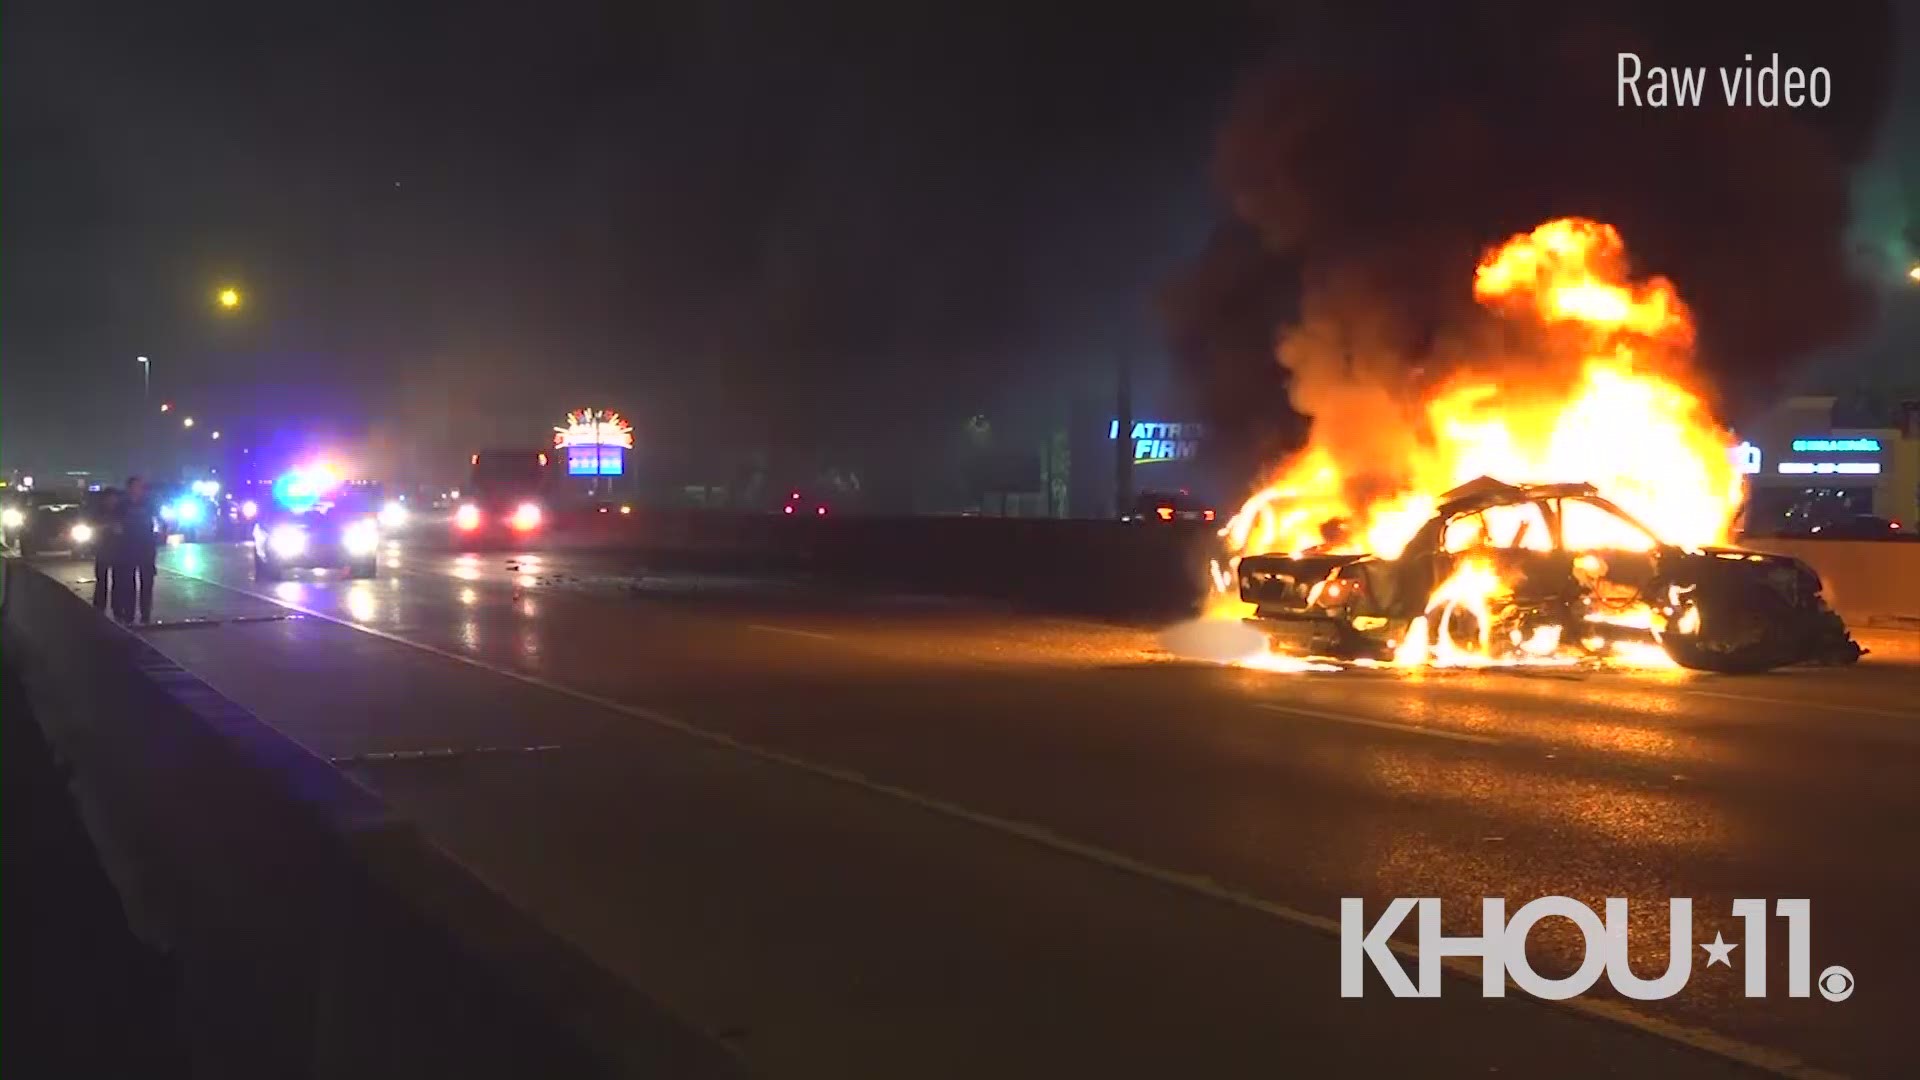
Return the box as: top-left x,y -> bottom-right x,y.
377,500 -> 408,529
454,503 -> 481,531
510,502 -> 542,531
269,523 -> 308,559
1,507 -> 23,529
343,519 -> 380,557
70,523 -> 94,544
241,499 -> 259,520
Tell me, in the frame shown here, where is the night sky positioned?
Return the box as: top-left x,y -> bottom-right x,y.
3,1 -> 1249,485
5,1 -> 1915,496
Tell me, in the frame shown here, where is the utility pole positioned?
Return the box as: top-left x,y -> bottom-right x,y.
137,355 -> 152,473
1114,351 -> 1134,520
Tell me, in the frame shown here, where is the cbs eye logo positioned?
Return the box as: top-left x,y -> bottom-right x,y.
1817,966 -> 1855,1002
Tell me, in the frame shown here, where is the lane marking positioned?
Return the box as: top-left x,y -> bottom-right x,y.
1682,688 -> 1919,722
746,623 -> 837,642
1253,702 -> 1506,745
159,564 -> 1842,1080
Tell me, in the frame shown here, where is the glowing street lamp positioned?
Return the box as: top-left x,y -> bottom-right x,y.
211,430 -> 221,440
1907,264 -> 1920,285
217,286 -> 242,310
183,416 -> 195,428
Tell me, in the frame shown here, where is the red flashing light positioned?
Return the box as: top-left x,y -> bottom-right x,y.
783,504 -> 795,515
790,491 -> 800,500
816,505 -> 827,516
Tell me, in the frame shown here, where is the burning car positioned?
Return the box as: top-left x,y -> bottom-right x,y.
1236,476 -> 1861,673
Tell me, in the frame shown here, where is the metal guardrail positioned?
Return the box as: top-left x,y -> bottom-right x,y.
0,559 -> 741,1080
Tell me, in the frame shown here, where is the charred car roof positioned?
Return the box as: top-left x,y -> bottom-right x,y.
1436,477 -> 1601,517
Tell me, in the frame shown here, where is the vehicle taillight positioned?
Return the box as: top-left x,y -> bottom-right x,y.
816,505 -> 828,517
1310,575 -> 1362,608
511,502 -> 543,531
455,504 -> 481,531
1202,509 -> 1216,522
783,504 -> 795,515
1156,506 -> 1174,521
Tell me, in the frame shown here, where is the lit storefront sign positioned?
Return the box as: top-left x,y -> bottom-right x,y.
1774,434 -> 1884,478
1791,437 -> 1879,453
554,409 -> 634,477
1777,461 -> 1881,476
1108,420 -> 1204,465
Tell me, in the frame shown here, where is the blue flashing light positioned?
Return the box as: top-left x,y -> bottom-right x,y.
272,464 -> 341,513
172,498 -> 205,525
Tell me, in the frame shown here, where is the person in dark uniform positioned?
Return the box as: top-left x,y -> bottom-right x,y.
90,488 -> 126,614
114,476 -> 160,624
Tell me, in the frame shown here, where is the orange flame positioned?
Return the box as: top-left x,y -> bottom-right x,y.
1222,218 -> 1741,566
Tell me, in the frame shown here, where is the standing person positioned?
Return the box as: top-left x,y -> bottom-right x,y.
117,476 -> 160,624
90,488 -> 125,614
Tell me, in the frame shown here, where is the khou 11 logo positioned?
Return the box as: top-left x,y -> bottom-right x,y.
1341,898 -> 1855,1002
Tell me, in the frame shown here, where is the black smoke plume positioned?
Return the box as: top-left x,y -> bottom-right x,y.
1167,0 -> 1897,482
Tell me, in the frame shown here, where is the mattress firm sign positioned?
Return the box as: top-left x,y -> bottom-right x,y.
1108,420 -> 1204,465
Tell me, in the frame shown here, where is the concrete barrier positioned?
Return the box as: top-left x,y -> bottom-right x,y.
0,559 -> 740,1080
1740,538 -> 1920,627
449,509 -> 1920,636
589,510 -> 1225,618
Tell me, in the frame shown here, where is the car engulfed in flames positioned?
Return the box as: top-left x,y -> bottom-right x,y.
1206,215 -> 1867,674
1236,477 -> 1861,673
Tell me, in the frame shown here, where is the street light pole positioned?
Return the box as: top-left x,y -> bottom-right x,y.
137,355 -> 152,474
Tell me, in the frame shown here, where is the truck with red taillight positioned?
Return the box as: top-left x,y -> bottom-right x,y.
453,449 -> 552,544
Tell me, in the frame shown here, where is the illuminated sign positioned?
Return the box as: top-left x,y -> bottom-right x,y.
554,409 -> 634,450
1108,420 -> 1205,465
1729,441 -> 1762,475
566,445 -> 624,476
1777,462 -> 1881,476
555,409 -> 633,476
1790,437 -> 1880,453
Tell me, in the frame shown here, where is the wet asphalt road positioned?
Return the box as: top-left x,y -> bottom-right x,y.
34,539 -> 1920,1078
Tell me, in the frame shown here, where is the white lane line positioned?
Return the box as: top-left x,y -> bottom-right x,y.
1683,688 -> 1919,722
1253,702 -> 1506,745
746,623 -> 837,642
161,565 -> 1841,1080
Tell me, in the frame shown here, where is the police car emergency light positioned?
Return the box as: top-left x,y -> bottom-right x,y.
271,463 -> 341,513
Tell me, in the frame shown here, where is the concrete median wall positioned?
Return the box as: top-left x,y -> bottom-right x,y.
0,560 -> 739,1080
1740,538 -> 1920,627
611,511 -> 1920,627
608,510 -> 1223,617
